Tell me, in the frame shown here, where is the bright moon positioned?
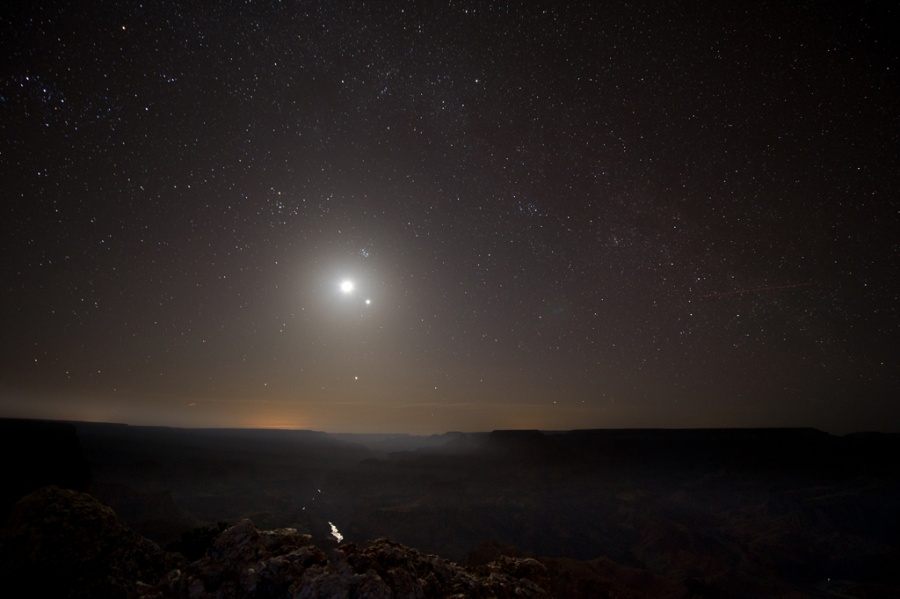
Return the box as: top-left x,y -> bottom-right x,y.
340,280 -> 354,293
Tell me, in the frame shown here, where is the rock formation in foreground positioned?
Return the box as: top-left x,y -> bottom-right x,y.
1,487 -> 554,599
0,486 -> 184,599
142,518 -> 552,599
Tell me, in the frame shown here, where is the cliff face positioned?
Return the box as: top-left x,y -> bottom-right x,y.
0,487 -> 552,599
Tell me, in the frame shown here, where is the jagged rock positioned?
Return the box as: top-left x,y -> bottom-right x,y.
1,488 -> 551,599
143,523 -> 550,598
0,486 -> 184,599
159,518 -> 325,598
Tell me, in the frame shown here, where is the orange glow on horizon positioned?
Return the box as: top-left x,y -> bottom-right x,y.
233,412 -> 310,430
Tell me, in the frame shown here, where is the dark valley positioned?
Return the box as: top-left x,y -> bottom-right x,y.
2,419 -> 898,598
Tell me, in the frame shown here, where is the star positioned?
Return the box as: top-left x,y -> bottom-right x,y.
0,0 -> 893,435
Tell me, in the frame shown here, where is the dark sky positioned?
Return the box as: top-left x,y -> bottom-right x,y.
2,1 -> 897,433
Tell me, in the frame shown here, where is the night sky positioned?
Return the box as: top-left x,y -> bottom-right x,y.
2,1 -> 897,433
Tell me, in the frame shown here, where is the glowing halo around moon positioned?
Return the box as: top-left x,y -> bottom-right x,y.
337,278 -> 371,306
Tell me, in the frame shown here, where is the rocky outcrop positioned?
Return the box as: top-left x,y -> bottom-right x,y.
1,487 -> 551,599
143,518 -> 550,598
0,486 -> 185,599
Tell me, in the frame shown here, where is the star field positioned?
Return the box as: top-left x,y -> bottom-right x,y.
2,1 -> 897,433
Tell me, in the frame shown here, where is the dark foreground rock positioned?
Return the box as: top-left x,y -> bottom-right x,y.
0,486 -> 185,599
1,487 -> 552,598
141,518 -> 550,598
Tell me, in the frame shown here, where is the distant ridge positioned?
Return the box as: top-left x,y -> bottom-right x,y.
483,429 -> 567,462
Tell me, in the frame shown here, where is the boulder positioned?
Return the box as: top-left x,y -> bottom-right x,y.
0,486 -> 184,599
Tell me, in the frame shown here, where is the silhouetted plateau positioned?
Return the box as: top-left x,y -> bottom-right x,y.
2,419 -> 898,597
